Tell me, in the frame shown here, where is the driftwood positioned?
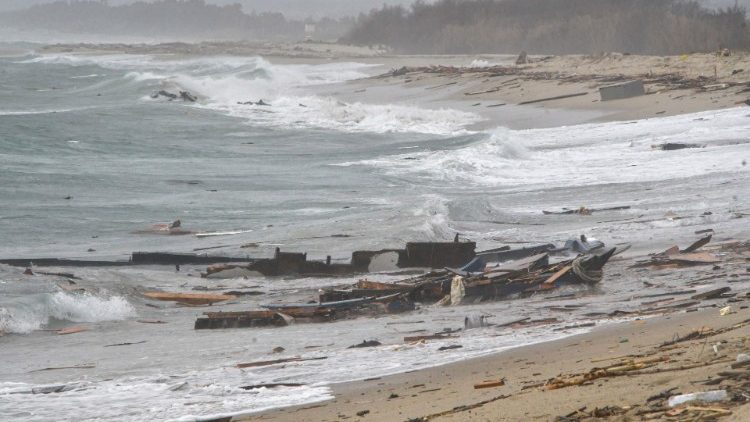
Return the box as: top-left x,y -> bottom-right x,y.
404,334 -> 457,343
544,356 -> 670,390
236,356 -> 327,369
143,291 -> 236,305
682,235 -> 712,253
57,326 -> 88,335
29,363 -> 96,373
474,379 -> 505,389
240,383 -> 304,390
405,394 -> 511,422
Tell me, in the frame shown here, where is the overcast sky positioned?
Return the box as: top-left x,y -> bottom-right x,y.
0,0 -> 746,19
0,1 -> 424,19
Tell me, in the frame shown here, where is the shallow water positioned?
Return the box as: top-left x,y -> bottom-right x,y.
1,44 -> 749,421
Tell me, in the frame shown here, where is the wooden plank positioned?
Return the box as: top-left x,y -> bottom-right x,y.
58,326 -> 88,335
691,287 -> 731,300
474,379 -> 505,389
540,265 -> 572,290
29,363 -> 96,372
236,356 -> 327,369
143,291 -> 236,305
681,235 -> 712,253
404,334 -> 457,342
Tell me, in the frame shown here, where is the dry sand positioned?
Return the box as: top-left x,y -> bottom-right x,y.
340,52 -> 750,129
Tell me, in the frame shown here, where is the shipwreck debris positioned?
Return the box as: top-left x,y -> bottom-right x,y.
143,291 -> 236,305
633,235 -> 719,269
236,356 -> 327,369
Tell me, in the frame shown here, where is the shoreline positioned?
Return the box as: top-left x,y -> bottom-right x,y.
334,53 -> 750,130
253,305 -> 750,421
35,41 -> 750,129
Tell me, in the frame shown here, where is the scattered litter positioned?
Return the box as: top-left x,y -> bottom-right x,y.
667,390 -> 728,407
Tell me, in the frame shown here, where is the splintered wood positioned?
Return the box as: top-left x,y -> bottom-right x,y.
544,356 -> 670,390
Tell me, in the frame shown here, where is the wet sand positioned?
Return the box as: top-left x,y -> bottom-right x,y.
338,52 -> 750,130
254,305 -> 750,421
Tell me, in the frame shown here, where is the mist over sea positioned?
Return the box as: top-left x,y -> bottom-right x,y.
1,44 -> 749,420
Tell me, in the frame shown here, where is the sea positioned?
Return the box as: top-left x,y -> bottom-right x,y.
1,42 -> 749,421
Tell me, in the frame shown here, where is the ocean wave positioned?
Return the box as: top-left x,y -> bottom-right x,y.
0,291 -> 135,334
217,96 -> 481,135
24,52 -> 479,134
348,108 -> 750,188
70,73 -> 101,79
0,372 -> 332,422
413,194 -> 454,239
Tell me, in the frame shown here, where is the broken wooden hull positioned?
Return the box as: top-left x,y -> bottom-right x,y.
194,311 -> 290,329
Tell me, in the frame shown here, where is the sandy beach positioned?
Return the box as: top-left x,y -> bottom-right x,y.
3,41 -> 749,421
256,306 -> 750,421
340,52 -> 750,129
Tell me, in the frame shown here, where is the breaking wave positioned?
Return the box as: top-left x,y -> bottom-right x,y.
25,53 -> 481,134
0,292 -> 135,334
349,108 -> 750,189
0,374 -> 333,422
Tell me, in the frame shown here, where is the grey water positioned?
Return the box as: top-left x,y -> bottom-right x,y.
1,44 -> 749,420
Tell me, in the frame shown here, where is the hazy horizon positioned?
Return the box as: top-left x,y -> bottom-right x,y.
0,0 -> 428,19
1,0 -> 745,19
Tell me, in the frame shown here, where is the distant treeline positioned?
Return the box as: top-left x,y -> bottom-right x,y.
344,0 -> 750,55
0,0 -> 353,41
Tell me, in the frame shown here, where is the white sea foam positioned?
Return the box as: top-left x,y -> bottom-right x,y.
0,292 -> 135,334
350,108 -> 750,188
70,73 -> 101,79
0,107 -> 90,116
469,59 -> 492,68
0,375 -> 332,422
413,194 -> 454,239
26,53 -> 481,134
0,319 -> 588,421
